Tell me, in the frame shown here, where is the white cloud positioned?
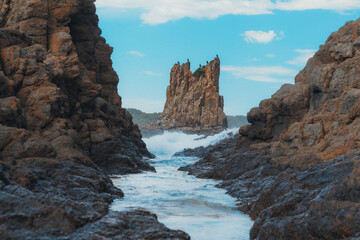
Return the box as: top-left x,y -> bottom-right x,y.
275,0 -> 360,11
96,0 -> 273,24
122,98 -> 164,113
242,30 -> 281,43
95,0 -> 360,25
128,50 -> 145,57
221,65 -> 297,83
266,54 -> 276,58
248,57 -> 258,62
286,49 -> 316,65
145,71 -> 163,76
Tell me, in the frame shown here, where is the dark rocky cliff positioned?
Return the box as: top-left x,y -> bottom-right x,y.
0,0 -> 189,238
181,18 -> 360,239
145,57 -> 227,133
0,0 -> 154,174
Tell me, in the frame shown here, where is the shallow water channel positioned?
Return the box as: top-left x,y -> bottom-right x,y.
111,129 -> 253,240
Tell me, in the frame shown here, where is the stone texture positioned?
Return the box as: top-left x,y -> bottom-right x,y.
145,57 -> 227,133
179,18 -> 360,239
240,18 -> 360,167
0,0 -> 190,239
0,0 -> 153,173
180,135 -> 360,240
0,158 -> 189,239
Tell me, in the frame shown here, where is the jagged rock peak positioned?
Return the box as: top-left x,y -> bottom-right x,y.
240,18 -> 360,168
146,57 -> 227,133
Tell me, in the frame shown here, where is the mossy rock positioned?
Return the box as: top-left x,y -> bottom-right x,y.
193,66 -> 205,78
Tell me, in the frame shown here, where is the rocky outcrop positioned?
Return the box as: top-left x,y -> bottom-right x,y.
0,161 -> 189,239
240,18 -> 360,168
145,57 -> 227,133
0,0 -> 153,173
180,18 -> 360,239
0,0 -> 191,239
180,136 -> 360,240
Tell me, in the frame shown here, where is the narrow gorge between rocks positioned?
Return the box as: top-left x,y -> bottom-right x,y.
111,129 -> 253,240
2,0 -> 360,239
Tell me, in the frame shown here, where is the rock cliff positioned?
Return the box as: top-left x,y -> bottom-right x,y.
240,19 -> 360,168
0,0 -> 153,174
181,18 -> 360,239
145,57 -> 227,133
0,0 -> 189,239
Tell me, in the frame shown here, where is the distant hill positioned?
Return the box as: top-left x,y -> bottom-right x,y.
226,115 -> 248,128
127,108 -> 160,127
127,108 -> 247,129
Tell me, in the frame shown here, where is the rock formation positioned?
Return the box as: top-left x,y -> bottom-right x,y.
0,0 -> 154,173
180,18 -> 360,239
0,0 -> 189,239
145,57 -> 227,133
240,18 -> 360,168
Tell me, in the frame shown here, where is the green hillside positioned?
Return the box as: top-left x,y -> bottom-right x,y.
127,108 -> 160,127
127,108 -> 248,128
226,115 -> 248,128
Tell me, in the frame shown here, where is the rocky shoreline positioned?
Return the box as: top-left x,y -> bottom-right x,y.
179,135 -> 360,239
179,18 -> 360,240
0,157 -> 189,239
1,0 -> 360,239
0,0 -> 189,239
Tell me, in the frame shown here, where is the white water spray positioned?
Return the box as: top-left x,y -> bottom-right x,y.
143,128 -> 239,156
111,128 -> 252,240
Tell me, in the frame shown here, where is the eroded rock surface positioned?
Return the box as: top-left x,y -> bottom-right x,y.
180,18 -> 360,239
0,0 -> 190,239
240,18 -> 360,167
0,161 -> 189,239
180,137 -> 360,240
0,0 -> 154,174
144,57 -> 227,134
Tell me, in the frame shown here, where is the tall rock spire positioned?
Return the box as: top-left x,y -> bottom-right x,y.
146,57 -> 227,133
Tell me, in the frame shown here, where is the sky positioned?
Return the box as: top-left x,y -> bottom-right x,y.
95,0 -> 360,115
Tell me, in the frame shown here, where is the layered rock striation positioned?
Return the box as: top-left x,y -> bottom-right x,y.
0,0 -> 189,239
145,57 -> 227,133
180,18 -> 360,239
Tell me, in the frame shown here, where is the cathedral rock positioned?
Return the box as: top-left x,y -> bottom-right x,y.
145,57 -> 227,133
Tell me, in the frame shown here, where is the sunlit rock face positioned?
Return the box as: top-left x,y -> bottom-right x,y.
0,0 -> 153,173
240,18 -> 360,168
145,57 -> 227,133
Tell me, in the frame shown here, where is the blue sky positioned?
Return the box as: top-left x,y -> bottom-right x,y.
95,0 -> 360,115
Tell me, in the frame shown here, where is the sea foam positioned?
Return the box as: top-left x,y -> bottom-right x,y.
143,128 -> 239,157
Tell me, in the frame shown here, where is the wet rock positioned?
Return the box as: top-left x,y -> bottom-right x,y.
69,210 -> 190,240
91,137 -> 155,175
0,158 -> 189,239
181,136 -> 360,239
181,18 -> 360,239
0,0 -> 182,239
